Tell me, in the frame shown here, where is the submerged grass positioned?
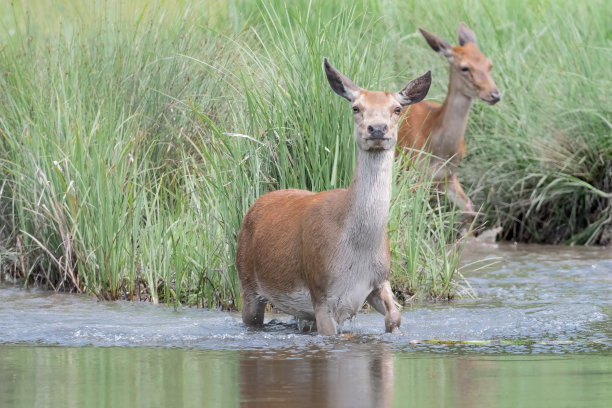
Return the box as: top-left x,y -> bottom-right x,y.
0,0 -> 609,308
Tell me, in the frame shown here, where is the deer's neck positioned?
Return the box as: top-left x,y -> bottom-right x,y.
342,146 -> 394,249
430,71 -> 473,160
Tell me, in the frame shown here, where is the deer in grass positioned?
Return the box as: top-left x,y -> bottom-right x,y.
236,59 -> 432,335
397,23 -> 500,224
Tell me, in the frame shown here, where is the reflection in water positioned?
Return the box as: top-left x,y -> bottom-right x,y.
1,344 -> 611,408
0,346 -> 241,408
456,359 -> 497,408
239,343 -> 393,408
391,354 -> 612,408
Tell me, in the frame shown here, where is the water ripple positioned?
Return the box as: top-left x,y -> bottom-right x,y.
1,244 -> 611,355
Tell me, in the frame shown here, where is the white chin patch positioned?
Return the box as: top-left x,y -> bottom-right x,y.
369,140 -> 391,150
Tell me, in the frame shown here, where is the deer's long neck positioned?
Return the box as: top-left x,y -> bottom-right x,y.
343,146 -> 394,249
430,70 -> 473,160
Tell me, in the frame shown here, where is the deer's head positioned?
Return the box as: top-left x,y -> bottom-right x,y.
420,23 -> 501,105
324,58 -> 431,151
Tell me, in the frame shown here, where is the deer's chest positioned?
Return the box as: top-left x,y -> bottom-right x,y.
327,246 -> 389,323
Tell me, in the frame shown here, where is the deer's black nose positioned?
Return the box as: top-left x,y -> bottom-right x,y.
490,91 -> 501,103
367,123 -> 388,139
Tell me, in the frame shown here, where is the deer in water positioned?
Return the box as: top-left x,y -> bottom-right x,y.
236,59 -> 432,335
397,23 -> 500,224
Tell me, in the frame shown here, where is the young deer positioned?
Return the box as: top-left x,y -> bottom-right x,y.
236,59 -> 431,335
397,23 -> 500,223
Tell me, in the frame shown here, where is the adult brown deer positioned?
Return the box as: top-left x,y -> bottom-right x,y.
397,23 -> 500,223
236,59 -> 431,335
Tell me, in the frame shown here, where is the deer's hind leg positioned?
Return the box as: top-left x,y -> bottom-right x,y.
236,224 -> 266,326
240,286 -> 266,326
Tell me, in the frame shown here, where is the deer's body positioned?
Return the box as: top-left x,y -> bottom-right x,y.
397,24 -> 500,219
236,59 -> 431,335
238,149 -> 393,324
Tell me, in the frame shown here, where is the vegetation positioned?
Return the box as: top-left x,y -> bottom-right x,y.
1,0 -> 610,308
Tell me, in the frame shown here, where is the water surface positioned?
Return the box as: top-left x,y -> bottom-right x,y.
1,244 -> 611,407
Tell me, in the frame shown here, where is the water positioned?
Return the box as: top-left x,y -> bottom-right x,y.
1,244 -> 611,407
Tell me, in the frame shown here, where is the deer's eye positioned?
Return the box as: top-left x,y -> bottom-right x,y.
461,66 -> 469,72
352,106 -> 360,114
394,107 -> 402,114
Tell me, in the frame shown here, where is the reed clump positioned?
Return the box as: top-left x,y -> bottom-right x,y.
1,0 -> 609,307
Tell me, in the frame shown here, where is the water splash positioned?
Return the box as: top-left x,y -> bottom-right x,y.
0,244 -> 610,354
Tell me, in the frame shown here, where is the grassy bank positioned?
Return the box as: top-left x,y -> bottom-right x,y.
1,0 -> 610,308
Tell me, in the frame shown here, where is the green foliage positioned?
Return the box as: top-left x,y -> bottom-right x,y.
389,154 -> 470,300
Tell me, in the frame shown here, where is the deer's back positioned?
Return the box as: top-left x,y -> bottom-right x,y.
397,100 -> 442,153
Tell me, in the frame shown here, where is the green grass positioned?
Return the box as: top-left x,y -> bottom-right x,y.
390,154 -> 470,301
1,0 -> 609,308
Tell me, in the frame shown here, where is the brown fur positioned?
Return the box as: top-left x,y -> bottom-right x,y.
398,100 -> 443,156
237,188 -> 349,307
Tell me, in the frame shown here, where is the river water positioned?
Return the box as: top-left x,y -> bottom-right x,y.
1,244 -> 611,407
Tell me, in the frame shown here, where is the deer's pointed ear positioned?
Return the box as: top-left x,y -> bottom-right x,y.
396,71 -> 432,107
419,28 -> 453,59
324,58 -> 361,102
457,22 -> 477,46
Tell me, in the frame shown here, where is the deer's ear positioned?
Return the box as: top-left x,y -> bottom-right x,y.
457,22 -> 477,46
324,58 -> 361,102
396,71 -> 432,107
419,27 -> 454,59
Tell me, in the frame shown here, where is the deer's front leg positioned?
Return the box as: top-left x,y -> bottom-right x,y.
368,281 -> 401,332
381,281 -> 401,332
445,174 -> 475,222
314,303 -> 338,335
